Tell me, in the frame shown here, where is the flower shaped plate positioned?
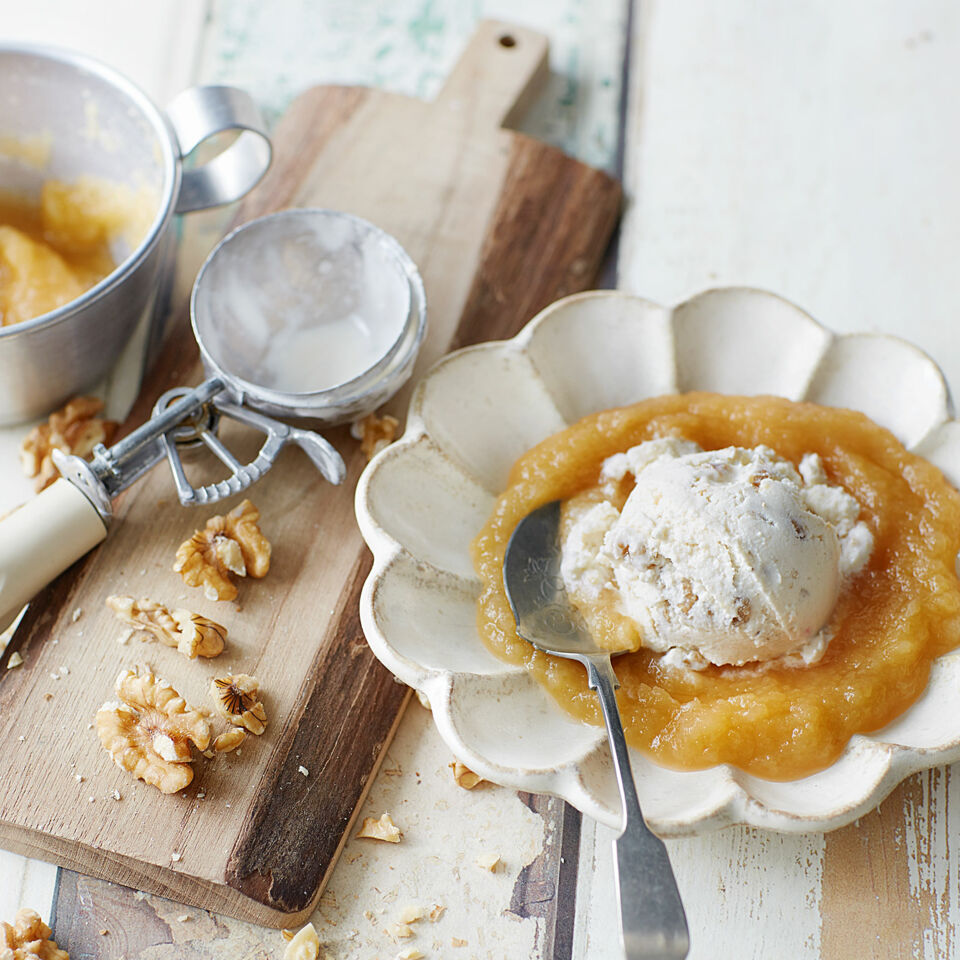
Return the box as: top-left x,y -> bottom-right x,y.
355,288 -> 960,834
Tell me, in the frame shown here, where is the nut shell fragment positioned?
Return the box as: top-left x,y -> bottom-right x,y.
0,908 -> 69,960
210,673 -> 267,734
173,499 -> 271,601
357,812 -> 402,843
96,667 -> 210,794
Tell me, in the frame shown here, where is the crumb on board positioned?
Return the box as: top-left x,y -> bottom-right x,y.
7,651 -> 23,669
298,765 -> 309,777
429,904 -> 446,922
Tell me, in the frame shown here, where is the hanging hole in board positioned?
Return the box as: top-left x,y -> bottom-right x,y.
498,34 -> 517,48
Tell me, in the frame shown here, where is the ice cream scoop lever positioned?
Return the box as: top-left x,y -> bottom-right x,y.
503,500 -> 689,960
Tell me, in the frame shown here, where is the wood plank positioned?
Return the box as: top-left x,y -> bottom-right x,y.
616,2 -> 960,957
0,20 -> 620,928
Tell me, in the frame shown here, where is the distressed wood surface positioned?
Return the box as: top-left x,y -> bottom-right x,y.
0,16 -> 620,934
617,2 -> 960,957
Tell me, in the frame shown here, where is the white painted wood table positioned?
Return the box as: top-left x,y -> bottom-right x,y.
3,2 -> 960,957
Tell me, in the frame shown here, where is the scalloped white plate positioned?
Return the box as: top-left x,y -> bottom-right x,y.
355,288 -> 960,835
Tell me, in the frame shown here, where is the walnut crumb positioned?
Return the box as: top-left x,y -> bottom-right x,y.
351,411 -> 400,461
170,851 -> 182,862
210,674 -> 267,734
213,728 -> 246,753
106,596 -> 226,660
475,852 -> 501,871
71,607 -> 83,622
282,922 -> 320,960
96,667 -> 210,794
0,909 -> 69,959
281,929 -> 295,942
357,812 -> 402,843
99,928 -> 109,936
449,761 -> 485,789
452,937 -> 468,947
111,790 -> 121,801
20,395 -> 118,492
174,499 -> 271,601
428,904 -> 446,922
6,651 -> 23,669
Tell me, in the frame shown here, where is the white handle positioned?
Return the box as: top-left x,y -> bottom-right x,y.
0,479 -> 107,629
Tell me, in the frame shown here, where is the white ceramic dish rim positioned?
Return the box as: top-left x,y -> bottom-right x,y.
355,287 -> 960,835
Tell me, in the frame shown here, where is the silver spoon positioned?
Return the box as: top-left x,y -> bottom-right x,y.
503,500 -> 690,960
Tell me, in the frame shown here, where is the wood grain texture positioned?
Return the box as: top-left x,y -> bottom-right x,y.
510,793 -> 582,960
0,19 -> 620,928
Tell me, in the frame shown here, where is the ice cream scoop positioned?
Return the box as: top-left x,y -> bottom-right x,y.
561,438 -> 873,667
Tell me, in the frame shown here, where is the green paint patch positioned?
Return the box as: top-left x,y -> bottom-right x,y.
408,0 -> 444,52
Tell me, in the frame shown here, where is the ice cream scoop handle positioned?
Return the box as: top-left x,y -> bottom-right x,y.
0,479 -> 108,630
586,655 -> 690,960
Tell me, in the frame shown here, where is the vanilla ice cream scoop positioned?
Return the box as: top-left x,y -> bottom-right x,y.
560,437 -> 873,668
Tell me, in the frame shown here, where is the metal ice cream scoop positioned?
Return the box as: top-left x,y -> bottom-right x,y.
0,209 -> 426,630
503,500 -> 689,960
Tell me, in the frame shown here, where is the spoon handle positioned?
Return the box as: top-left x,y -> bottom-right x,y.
585,655 -> 690,960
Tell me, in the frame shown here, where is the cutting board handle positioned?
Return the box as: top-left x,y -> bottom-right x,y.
436,19 -> 549,130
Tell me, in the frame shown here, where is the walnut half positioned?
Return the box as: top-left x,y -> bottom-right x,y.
105,596 -> 226,659
96,667 -> 210,794
173,499 -> 271,602
20,396 -> 117,492
210,674 -> 267,735
1,909 -> 69,960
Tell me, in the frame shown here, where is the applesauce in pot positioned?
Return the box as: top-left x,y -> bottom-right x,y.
471,393 -> 960,780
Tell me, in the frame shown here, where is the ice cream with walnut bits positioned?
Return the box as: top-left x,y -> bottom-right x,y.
560,437 -> 873,670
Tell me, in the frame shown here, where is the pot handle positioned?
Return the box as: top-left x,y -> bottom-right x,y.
0,479 -> 108,632
166,85 -> 272,214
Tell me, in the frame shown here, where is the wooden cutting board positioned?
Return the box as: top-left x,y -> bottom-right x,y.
0,21 -> 619,927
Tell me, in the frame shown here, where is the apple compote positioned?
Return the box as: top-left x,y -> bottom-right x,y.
471,393 -> 960,779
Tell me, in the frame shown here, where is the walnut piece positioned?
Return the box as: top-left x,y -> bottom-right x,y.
351,411 -> 400,462
1,909 -> 69,960
282,923 -> 320,960
210,674 -> 267,734
475,852 -> 501,872
357,812 -> 402,843
173,499 -> 271,601
449,761 -> 486,789
105,596 -> 226,659
20,396 -> 117,492
96,667 -> 210,794
212,728 -> 246,753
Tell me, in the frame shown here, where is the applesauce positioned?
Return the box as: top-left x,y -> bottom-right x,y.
471,393 -> 960,780
0,177 -> 153,327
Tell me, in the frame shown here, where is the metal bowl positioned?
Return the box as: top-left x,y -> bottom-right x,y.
0,44 -> 271,426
